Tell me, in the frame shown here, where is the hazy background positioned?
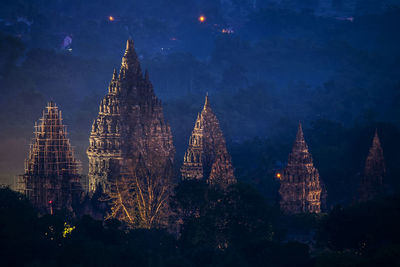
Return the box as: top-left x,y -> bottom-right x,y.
1,0 -> 399,207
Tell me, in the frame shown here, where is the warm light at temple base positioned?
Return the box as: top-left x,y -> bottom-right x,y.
276,173 -> 282,179
198,15 -> 206,23
108,16 -> 115,21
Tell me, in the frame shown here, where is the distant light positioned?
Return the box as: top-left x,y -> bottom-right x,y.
335,16 -> 354,22
198,15 -> 206,23
49,200 -> 52,204
108,16 -> 115,21
170,37 -> 177,41
222,28 -> 234,34
276,173 -> 282,179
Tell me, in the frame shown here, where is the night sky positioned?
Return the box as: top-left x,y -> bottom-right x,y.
1,0 -> 400,206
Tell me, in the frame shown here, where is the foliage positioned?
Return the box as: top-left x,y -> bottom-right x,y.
171,181 -> 310,266
317,194 -> 400,252
107,158 -> 174,229
3,181 -> 400,266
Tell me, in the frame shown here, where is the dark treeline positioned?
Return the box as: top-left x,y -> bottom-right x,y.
1,0 -> 400,208
2,184 -> 400,266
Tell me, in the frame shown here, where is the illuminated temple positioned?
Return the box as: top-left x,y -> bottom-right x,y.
359,130 -> 386,201
279,123 -> 322,214
16,102 -> 82,213
87,40 -> 175,194
181,95 -> 236,187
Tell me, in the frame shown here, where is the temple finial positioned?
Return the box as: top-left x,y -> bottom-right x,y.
203,93 -> 209,110
296,122 -> 304,142
126,39 -> 134,51
292,122 -> 308,153
112,69 -> 117,80
371,129 -> 382,152
374,128 -> 379,141
145,69 -> 149,81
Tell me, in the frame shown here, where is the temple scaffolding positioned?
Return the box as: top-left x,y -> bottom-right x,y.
15,101 -> 82,213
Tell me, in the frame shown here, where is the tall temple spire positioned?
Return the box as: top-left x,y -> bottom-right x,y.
87,40 -> 175,194
279,124 -> 323,214
181,94 -> 236,187
16,102 -> 82,213
359,129 -> 386,201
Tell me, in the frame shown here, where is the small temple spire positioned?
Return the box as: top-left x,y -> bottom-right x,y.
360,129 -> 386,201
112,69 -> 118,80
145,69 -> 149,81
279,124 -> 322,214
181,93 -> 236,187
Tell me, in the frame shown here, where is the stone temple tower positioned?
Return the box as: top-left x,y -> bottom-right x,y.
87,40 -> 175,194
181,95 -> 236,187
279,123 -> 322,214
16,102 -> 82,213
359,130 -> 386,201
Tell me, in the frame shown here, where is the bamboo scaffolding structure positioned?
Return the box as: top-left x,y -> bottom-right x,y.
15,102 -> 82,212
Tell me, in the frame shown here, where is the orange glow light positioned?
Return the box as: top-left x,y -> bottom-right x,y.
199,15 -> 206,23
108,16 -> 115,21
276,173 -> 282,179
